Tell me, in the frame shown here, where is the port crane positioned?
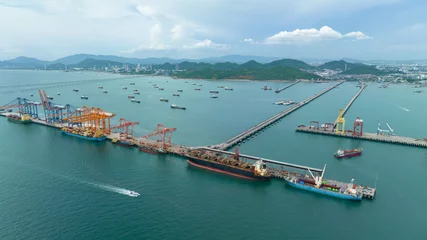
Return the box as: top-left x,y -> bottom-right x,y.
377,121 -> 395,136
110,118 -> 139,142
63,106 -> 116,134
141,124 -> 177,151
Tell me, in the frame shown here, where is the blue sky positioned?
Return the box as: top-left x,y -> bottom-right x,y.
0,0 -> 425,61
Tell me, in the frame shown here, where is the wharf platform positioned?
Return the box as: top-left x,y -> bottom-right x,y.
296,125 -> 427,148
212,81 -> 344,150
275,80 -> 301,93
334,81 -> 366,126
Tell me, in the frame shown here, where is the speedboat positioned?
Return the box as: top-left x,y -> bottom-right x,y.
274,101 -> 284,105
283,100 -> 295,105
128,191 -> 140,197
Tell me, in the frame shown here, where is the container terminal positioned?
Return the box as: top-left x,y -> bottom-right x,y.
0,82 -> 377,201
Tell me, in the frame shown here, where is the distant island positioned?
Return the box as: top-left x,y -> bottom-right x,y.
0,54 -> 417,82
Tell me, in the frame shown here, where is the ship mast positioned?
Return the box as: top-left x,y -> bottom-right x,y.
308,164 -> 326,188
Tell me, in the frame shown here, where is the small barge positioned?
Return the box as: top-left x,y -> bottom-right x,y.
210,90 -> 219,94
173,93 -> 180,97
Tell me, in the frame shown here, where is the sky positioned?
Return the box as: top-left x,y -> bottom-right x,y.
0,0 -> 426,61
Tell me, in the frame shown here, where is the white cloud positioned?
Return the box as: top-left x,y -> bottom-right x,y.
242,38 -> 255,43
183,39 -> 228,49
265,26 -> 371,44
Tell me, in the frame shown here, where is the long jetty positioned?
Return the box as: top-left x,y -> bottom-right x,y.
334,81 -> 366,126
212,81 -> 344,150
199,147 -> 323,173
275,80 -> 301,93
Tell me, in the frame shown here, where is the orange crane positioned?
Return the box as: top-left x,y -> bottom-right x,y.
141,124 -> 177,150
63,106 -> 116,134
110,118 -> 139,141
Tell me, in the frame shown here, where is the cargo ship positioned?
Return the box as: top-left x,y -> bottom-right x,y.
186,149 -> 271,180
7,114 -> 32,124
284,165 -> 363,201
61,127 -> 106,141
334,148 -> 363,159
171,104 -> 186,110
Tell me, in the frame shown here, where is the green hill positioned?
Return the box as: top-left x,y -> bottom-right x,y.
238,60 -> 264,69
174,66 -> 319,80
341,66 -> 383,75
319,60 -> 364,71
266,58 -> 315,69
74,58 -> 124,69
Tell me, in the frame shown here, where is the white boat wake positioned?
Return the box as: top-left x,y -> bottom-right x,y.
397,106 -> 410,112
85,182 -> 140,197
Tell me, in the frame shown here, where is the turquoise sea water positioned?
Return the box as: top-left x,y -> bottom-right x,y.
0,70 -> 426,239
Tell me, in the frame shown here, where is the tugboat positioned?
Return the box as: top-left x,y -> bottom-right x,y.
7,114 -> 32,124
160,98 -> 169,102
171,103 -> 186,110
334,148 -> 363,159
73,89 -> 79,92
210,90 -> 219,94
81,94 -> 88,99
173,93 -> 180,97
211,95 -> 218,98
284,165 -> 363,201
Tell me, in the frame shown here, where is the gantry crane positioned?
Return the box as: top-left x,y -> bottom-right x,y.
335,109 -> 345,134
110,118 -> 139,142
63,106 -> 116,134
141,124 -> 177,151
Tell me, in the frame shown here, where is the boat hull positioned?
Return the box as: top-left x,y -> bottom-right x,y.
187,157 -> 271,181
113,140 -> 135,147
138,146 -> 165,154
7,118 -> 32,124
334,152 -> 362,159
62,131 -> 106,141
284,179 -> 362,201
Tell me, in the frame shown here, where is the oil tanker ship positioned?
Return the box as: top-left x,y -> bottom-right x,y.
186,149 -> 271,180
284,165 -> 363,201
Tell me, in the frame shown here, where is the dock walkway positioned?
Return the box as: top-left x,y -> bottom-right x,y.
212,81 -> 344,150
296,125 -> 427,148
334,81 -> 366,126
275,80 -> 301,93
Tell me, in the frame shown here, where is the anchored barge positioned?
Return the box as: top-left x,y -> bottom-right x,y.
186,149 -> 271,180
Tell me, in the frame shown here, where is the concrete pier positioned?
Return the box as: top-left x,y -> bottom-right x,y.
212,81 -> 344,150
334,81 -> 366,126
275,80 -> 301,93
296,125 -> 427,148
